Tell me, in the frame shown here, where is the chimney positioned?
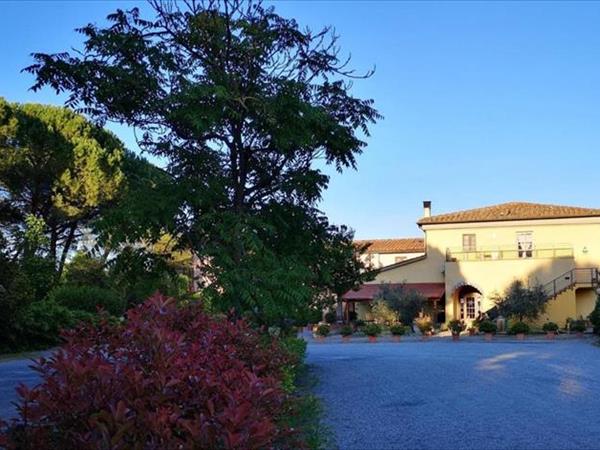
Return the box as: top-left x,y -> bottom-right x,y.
423,201 -> 431,218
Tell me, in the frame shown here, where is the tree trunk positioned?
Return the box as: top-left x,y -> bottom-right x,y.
56,222 -> 77,281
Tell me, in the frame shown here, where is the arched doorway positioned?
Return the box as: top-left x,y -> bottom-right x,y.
454,284 -> 483,326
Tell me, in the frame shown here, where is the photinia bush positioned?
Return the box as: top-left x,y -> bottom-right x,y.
0,293 -> 302,449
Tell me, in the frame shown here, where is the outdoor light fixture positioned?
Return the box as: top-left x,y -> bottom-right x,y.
583,246 -> 588,254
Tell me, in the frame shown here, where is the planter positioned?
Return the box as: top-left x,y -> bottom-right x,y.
576,332 -> 584,338
484,333 -> 493,341
342,336 -> 351,343
516,333 -> 526,340
392,335 -> 402,343
367,336 -> 378,343
315,335 -> 325,342
452,334 -> 460,341
421,334 -> 430,341
545,331 -> 556,340
468,329 -> 476,336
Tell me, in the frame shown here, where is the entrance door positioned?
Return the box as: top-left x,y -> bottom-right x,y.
459,295 -> 479,325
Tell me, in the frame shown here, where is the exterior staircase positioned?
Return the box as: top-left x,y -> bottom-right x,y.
543,268 -> 600,300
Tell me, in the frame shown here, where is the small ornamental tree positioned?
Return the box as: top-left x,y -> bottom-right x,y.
375,283 -> 425,331
492,280 -> 548,322
588,295 -> 600,334
0,294 -> 300,449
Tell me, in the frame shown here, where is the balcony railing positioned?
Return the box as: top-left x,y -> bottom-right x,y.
446,244 -> 574,262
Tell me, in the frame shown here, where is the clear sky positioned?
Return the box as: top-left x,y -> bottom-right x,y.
2,1 -> 600,238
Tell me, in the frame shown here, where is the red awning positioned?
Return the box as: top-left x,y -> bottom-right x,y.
343,283 -> 445,302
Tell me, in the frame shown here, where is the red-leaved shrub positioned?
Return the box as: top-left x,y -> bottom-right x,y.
0,293 -> 299,449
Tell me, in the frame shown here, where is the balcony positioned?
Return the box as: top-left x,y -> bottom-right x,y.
446,243 -> 574,262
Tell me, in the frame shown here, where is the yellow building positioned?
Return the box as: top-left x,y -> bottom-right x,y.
344,201 -> 600,327
355,238 -> 425,268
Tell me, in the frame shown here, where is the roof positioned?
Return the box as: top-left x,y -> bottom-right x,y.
417,202 -> 600,226
355,238 -> 425,254
343,282 -> 445,301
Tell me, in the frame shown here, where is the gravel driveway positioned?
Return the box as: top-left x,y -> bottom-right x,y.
307,339 -> 600,450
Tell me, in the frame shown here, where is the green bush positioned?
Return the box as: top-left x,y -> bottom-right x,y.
389,324 -> 406,336
49,285 -> 126,316
478,320 -> 497,334
340,325 -> 353,336
324,311 -> 336,324
415,318 -> 433,334
315,324 -> 330,337
509,321 -> 530,335
16,301 -> 76,349
64,252 -> 108,288
354,319 -> 365,328
448,319 -> 465,335
589,296 -> 600,334
364,323 -> 382,337
542,321 -> 559,332
570,319 -> 587,333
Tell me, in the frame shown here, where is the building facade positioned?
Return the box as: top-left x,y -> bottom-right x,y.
345,201 -> 600,327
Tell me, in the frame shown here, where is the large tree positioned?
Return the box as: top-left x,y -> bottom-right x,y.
26,0 -> 380,324
0,98 -> 125,278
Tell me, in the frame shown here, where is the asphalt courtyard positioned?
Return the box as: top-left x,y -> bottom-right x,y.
306,339 -> 600,450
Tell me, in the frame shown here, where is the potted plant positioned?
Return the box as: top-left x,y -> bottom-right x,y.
389,324 -> 406,342
415,318 -> 433,340
570,319 -> 586,337
542,321 -> 559,340
467,327 -> 476,336
324,311 -> 336,325
340,324 -> 353,343
478,320 -> 497,341
448,320 -> 465,341
315,324 -> 330,341
364,323 -> 382,343
509,321 -> 530,340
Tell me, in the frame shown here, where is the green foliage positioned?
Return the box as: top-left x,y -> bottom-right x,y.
389,324 -> 406,336
340,325 -> 353,336
478,320 -> 498,334
509,321 -> 530,335
448,319 -> 465,335
493,280 -> 549,322
324,311 -> 336,324
371,299 -> 398,325
375,283 -> 425,331
364,323 -> 382,337
415,317 -> 433,334
570,319 -> 586,333
63,252 -> 108,288
48,285 -> 126,316
12,301 -> 81,350
542,321 -> 559,332
26,2 -> 379,327
108,246 -> 186,306
0,98 -> 126,277
315,324 -> 330,337
588,296 -> 600,334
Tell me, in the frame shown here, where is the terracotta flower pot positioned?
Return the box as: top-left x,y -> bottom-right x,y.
342,336 -> 351,343
545,331 -> 555,340
516,333 -> 525,340
452,334 -> 460,341
468,329 -> 475,336
392,335 -> 402,343
484,333 -> 493,341
421,334 -> 430,341
315,335 -> 325,342
368,336 -> 377,343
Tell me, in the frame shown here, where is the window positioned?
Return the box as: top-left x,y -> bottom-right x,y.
466,297 -> 476,319
462,234 -> 476,252
517,232 -> 533,258
395,256 -> 407,263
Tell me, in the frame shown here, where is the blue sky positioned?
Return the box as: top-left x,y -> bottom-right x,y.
2,1 -> 600,238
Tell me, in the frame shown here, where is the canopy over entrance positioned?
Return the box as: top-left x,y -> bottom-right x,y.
343,283 -> 445,302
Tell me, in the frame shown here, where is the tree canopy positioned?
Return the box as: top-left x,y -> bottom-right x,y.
492,280 -> 548,322
26,0 -> 379,324
375,283 -> 425,330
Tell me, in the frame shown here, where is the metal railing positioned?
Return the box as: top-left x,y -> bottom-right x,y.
446,244 -> 574,262
543,268 -> 599,299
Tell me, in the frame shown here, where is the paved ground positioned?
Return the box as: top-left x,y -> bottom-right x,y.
0,353 -> 45,420
307,339 -> 600,450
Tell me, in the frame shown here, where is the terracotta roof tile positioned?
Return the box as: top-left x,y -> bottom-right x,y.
418,202 -> 600,225
354,238 -> 425,254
